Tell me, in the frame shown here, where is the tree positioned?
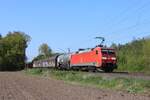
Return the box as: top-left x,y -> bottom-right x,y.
0,34 -> 3,69
113,38 -> 150,73
110,43 -> 117,49
0,34 -> 2,39
38,43 -> 52,57
32,43 -> 53,62
0,31 -> 31,71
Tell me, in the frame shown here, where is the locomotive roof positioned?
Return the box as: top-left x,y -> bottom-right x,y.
75,47 -> 115,54
101,47 -> 115,50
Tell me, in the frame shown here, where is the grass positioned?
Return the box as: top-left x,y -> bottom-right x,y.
25,68 -> 150,94
116,65 -> 150,75
25,68 -> 43,75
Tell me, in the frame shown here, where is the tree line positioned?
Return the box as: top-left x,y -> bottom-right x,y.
0,32 -> 31,71
111,38 -> 150,73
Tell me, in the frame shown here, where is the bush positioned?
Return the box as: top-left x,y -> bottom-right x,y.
113,38 -> 150,74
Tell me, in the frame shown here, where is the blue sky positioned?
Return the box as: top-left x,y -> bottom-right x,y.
0,0 -> 150,61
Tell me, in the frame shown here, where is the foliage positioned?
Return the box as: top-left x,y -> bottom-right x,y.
39,43 -> 52,57
26,69 -> 150,94
32,43 -> 59,62
32,54 -> 45,61
25,68 -> 43,75
0,34 -> 2,39
0,31 -> 31,71
111,38 -> 150,74
32,43 -> 52,61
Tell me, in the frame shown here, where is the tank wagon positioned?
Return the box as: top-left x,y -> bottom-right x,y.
32,46 -> 117,72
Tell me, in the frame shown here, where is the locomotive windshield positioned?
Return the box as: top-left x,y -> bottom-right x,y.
102,49 -> 115,55
101,50 -> 107,55
108,50 -> 115,55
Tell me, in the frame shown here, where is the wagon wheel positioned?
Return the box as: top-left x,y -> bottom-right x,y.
88,66 -> 96,72
57,64 -> 62,70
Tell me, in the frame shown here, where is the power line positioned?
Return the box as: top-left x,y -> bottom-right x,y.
104,0 -> 141,27
106,0 -> 150,31
110,20 -> 150,34
104,0 -> 150,36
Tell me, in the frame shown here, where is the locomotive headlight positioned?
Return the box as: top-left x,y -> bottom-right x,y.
102,57 -> 107,60
111,57 -> 116,60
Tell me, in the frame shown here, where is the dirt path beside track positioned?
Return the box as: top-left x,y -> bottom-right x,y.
0,72 -> 149,100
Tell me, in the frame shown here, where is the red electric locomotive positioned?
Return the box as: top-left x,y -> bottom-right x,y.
70,46 -> 117,72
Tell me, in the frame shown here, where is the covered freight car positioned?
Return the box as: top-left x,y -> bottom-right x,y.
33,55 -> 59,68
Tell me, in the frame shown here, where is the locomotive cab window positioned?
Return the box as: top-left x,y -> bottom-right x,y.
108,50 -> 115,55
102,50 -> 107,54
96,50 -> 98,54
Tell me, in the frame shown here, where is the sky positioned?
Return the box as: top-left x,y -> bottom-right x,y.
0,0 -> 150,61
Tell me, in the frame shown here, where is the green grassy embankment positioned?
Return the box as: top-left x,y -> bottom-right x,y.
25,68 -> 150,94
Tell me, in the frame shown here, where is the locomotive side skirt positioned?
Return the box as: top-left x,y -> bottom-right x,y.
70,62 -> 97,67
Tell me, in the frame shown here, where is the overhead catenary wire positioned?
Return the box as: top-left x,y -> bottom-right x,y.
100,0 -> 150,38
106,0 -> 150,30
110,20 -> 150,34
104,0 -> 142,27
102,0 -> 150,43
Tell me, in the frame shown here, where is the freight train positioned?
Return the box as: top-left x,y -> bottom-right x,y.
32,45 -> 117,72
